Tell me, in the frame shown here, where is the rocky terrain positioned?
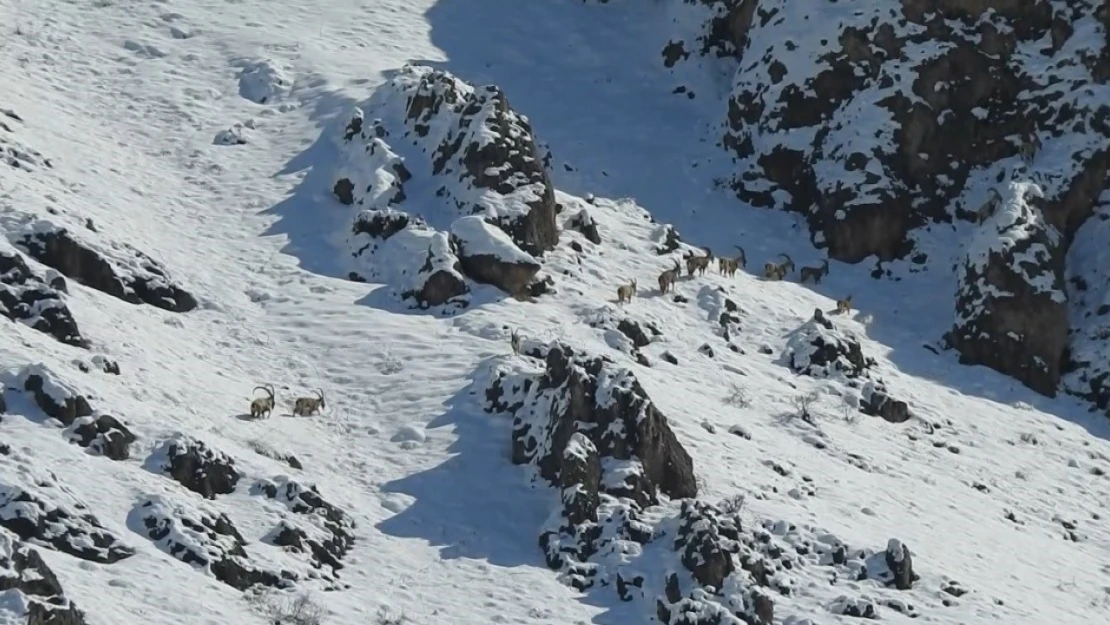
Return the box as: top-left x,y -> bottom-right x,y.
2,1 -> 1110,625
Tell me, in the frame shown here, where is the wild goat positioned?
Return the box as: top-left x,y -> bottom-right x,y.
249,384 -> 276,419
835,295 -> 853,315
799,259 -> 830,284
1019,134 -> 1040,165
292,389 -> 326,416
685,247 -> 713,277
510,329 -> 522,355
976,188 -> 1003,223
617,279 -> 638,305
718,246 -> 746,278
763,253 -> 794,281
658,260 -> 681,294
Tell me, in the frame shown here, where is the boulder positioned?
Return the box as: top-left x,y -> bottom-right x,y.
149,436 -> 241,499
67,414 -> 137,460
253,476 -> 356,573
451,216 -> 541,296
20,365 -> 93,425
783,309 -> 876,380
0,535 -> 89,625
0,481 -> 134,564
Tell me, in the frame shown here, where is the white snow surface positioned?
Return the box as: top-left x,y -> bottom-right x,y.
0,1 -> 1109,625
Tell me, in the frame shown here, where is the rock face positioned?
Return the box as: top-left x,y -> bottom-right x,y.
149,436 -> 241,499
128,494 -> 293,591
696,0 -> 1110,264
253,476 -> 356,575
950,182 -> 1067,396
16,221 -> 197,313
330,65 -> 560,303
0,243 -> 86,347
0,535 -> 89,625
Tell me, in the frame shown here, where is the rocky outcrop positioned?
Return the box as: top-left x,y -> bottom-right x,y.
451,216 -> 542,296
0,244 -> 86,347
785,310 -> 911,422
15,221 -> 197,313
253,477 -> 356,574
332,65 -> 559,256
148,436 -> 241,499
0,535 -> 89,625
0,480 -> 135,564
703,0 -> 1110,264
950,182 -> 1067,396
128,494 -> 294,590
784,309 -> 876,380
67,414 -> 137,460
347,208 -> 470,308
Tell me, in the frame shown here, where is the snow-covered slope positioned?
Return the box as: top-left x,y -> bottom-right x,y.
2,1 -> 1110,625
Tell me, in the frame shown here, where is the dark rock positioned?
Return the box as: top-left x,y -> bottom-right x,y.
859,380 -> 910,424
0,538 -> 90,625
539,433 -> 602,571
675,500 -> 735,589
152,437 -> 241,499
654,224 -> 682,255
569,209 -> 602,244
0,248 -> 86,347
254,477 -> 356,572
0,486 -> 135,563
452,217 -> 542,296
885,539 -> 914,590
130,495 -> 293,591
68,414 -> 137,460
16,225 -> 197,313
784,310 -> 876,379
23,371 -> 93,426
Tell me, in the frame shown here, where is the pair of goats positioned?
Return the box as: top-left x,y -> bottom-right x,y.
763,254 -> 831,285
249,384 -> 326,419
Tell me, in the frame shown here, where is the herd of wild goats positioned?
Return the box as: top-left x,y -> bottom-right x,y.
246,384 -> 326,420
614,246 -> 853,314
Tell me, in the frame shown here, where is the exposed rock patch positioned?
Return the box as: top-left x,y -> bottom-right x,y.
19,364 -> 94,425
253,476 -> 356,574
0,244 -> 86,347
128,494 -> 293,590
0,458 -> 134,564
0,535 -> 89,625
67,414 -> 137,460
148,436 -> 241,499
15,221 -> 197,313
451,216 -> 542,296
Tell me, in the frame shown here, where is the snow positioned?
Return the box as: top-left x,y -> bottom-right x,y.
1,1 -> 1109,625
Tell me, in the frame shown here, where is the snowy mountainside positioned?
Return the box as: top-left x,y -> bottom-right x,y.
2,1 -> 1110,625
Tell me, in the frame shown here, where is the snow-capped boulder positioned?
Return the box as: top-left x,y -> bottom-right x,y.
348,209 -> 469,308
127,494 -> 293,590
783,309 -> 875,380
0,463 -> 135,563
238,59 -> 292,104
859,380 -> 910,424
451,215 -> 541,296
15,220 -> 197,313
213,123 -> 249,145
147,435 -> 241,499
538,433 -> 602,577
0,243 -> 86,347
693,0 -> 1110,263
950,183 -> 1067,396
253,476 -> 356,574
334,65 -> 559,256
0,535 -> 89,625
568,208 -> 601,245
17,363 -> 94,425
67,414 -> 137,460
